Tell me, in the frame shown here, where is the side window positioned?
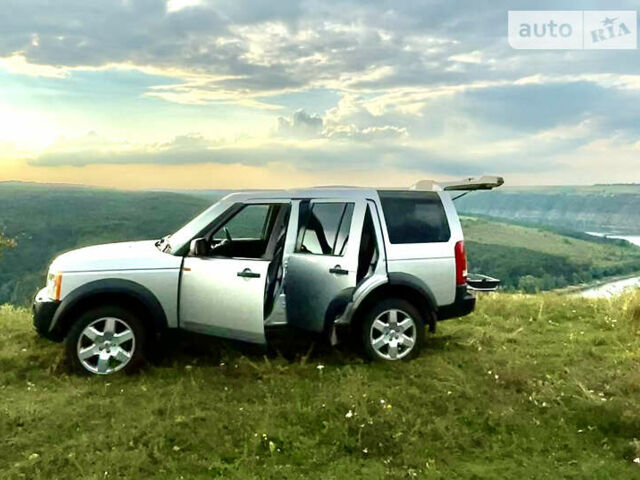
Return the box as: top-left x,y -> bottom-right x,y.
378,191 -> 451,244
297,202 -> 354,255
213,204 -> 271,241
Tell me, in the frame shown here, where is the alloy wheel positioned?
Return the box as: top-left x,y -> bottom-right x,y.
76,317 -> 135,375
369,309 -> 417,360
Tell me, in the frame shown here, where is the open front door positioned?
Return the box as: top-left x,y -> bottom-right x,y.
285,198 -> 366,332
179,257 -> 270,343
179,202 -> 289,344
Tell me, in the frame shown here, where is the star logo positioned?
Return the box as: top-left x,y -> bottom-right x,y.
602,17 -> 618,26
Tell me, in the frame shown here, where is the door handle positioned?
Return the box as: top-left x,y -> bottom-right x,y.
329,265 -> 349,275
237,268 -> 261,278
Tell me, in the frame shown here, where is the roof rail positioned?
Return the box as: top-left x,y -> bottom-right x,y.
410,175 -> 504,192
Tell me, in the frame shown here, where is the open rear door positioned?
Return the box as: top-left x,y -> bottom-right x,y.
411,176 -> 504,192
285,198 -> 366,332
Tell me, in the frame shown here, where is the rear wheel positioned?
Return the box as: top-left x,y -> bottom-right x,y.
65,306 -> 147,375
361,298 -> 425,361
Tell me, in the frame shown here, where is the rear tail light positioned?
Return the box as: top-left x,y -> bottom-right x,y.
454,241 -> 468,285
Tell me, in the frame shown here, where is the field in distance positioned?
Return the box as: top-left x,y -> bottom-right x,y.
462,216 -> 640,292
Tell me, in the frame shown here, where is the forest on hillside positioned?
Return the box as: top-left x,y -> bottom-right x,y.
1,183 -> 640,304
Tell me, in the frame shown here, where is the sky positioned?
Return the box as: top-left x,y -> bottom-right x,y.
0,0 -> 639,189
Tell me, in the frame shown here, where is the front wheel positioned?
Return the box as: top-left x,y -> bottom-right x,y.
361,298 -> 425,361
65,306 -> 147,375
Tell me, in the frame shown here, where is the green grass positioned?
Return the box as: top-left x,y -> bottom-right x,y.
2,292 -> 640,479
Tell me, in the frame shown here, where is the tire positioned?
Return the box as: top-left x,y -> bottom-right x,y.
65,305 -> 147,375
361,298 -> 425,361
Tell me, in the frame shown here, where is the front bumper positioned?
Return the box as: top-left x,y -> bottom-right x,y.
437,285 -> 476,321
33,288 -> 62,342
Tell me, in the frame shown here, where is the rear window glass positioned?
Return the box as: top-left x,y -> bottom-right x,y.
297,202 -> 354,255
378,191 -> 450,244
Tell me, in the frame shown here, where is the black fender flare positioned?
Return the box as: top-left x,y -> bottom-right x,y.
51,278 -> 168,335
349,273 -> 438,332
386,272 -> 438,313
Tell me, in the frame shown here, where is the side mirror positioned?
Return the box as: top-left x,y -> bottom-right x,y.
189,237 -> 208,257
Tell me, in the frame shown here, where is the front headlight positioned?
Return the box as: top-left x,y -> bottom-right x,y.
47,271 -> 63,301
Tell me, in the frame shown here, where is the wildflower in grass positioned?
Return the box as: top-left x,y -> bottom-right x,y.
28,453 -> 39,460
172,445 -> 181,452
634,457 -> 640,464
317,364 -> 325,371
345,410 -> 354,418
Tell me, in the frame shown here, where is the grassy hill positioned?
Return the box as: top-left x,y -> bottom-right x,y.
1,292 -> 640,479
456,185 -> 640,235
0,182 -> 211,305
462,217 -> 640,291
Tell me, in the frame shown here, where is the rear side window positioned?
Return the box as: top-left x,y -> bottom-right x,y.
297,202 -> 354,255
378,191 -> 450,244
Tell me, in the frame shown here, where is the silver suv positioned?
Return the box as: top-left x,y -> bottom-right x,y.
33,177 -> 503,375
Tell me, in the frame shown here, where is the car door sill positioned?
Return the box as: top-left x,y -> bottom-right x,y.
181,321 -> 266,344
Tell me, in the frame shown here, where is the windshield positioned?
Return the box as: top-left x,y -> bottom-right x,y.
166,199 -> 231,254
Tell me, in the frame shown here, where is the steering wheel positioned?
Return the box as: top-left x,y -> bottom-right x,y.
223,227 -> 232,243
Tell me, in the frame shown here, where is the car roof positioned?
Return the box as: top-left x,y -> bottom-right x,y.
221,186 -> 389,202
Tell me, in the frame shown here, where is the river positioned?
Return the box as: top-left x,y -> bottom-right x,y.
581,234 -> 640,298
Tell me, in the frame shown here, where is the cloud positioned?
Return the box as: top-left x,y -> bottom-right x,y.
3,0 -> 640,109
28,132 -> 215,167
274,106 -> 408,141
5,0 -> 640,185
23,121 -> 574,181
275,110 -> 323,138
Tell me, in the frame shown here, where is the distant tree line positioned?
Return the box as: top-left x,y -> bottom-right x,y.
466,241 -> 640,293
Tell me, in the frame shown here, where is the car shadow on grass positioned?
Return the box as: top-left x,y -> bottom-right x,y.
148,328 -> 464,371
148,327 -> 358,369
